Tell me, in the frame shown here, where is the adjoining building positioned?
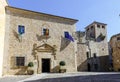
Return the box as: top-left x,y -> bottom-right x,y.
110,33 -> 120,71
76,22 -> 109,72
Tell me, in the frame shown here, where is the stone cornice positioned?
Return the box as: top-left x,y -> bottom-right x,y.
6,6 -> 78,25
85,21 -> 107,29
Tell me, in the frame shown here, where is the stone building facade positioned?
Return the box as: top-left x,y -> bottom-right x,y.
76,22 -> 109,72
110,33 -> 120,71
0,0 -> 110,77
0,0 -> 78,76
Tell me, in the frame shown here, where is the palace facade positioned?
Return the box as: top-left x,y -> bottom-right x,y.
0,0 -> 78,76
0,0 -> 110,77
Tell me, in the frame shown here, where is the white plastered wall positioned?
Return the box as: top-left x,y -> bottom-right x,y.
0,0 -> 8,76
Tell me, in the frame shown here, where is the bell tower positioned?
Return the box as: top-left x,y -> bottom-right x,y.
0,0 -> 8,77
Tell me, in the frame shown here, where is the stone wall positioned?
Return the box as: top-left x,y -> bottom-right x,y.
77,43 -> 88,71
110,34 -> 120,71
89,41 -> 109,71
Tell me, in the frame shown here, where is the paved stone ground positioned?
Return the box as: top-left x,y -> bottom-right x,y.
0,72 -> 120,82
0,75 -> 30,82
22,72 -> 120,82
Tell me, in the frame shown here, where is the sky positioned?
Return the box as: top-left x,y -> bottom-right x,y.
7,0 -> 120,41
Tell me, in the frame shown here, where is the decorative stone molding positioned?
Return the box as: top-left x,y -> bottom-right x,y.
32,43 -> 57,60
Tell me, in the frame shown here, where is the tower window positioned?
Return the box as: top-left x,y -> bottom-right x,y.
97,24 -> 100,28
91,26 -> 94,29
102,26 -> 105,29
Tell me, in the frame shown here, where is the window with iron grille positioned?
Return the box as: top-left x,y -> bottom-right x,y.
16,57 -> 25,66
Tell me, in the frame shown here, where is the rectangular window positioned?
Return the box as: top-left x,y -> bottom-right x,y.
117,37 -> 120,41
102,26 -> 105,29
97,24 -> 100,28
18,25 -> 25,35
93,53 -> 97,58
16,57 -> 25,66
91,26 -> 94,29
43,28 -> 49,36
86,52 -> 89,59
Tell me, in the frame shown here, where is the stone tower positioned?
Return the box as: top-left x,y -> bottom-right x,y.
85,21 -> 109,71
76,21 -> 109,72
86,21 -> 107,42
0,0 -> 8,76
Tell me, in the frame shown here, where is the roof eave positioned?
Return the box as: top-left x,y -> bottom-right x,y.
85,21 -> 107,29
6,6 -> 78,24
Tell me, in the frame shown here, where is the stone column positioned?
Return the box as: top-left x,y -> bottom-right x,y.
33,60 -> 38,74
